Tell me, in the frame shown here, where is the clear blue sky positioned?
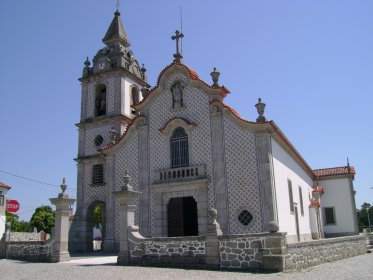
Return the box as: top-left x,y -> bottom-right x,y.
0,0 -> 372,221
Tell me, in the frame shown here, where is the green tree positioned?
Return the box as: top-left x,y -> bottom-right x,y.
93,204 -> 103,236
357,202 -> 372,231
5,211 -> 33,232
5,211 -> 21,231
30,205 -> 55,234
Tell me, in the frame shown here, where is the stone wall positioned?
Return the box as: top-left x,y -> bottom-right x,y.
6,241 -> 53,262
285,235 -> 366,271
9,232 -> 39,241
219,233 -> 286,272
0,230 -> 55,262
126,230 -> 366,272
8,230 -> 49,242
129,235 -> 206,266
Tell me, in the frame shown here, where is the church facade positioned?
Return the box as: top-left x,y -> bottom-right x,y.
69,10 -> 359,253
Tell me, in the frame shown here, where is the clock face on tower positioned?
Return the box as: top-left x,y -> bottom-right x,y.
97,61 -> 106,70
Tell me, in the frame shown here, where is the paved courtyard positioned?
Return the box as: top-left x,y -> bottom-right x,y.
1,253 -> 373,280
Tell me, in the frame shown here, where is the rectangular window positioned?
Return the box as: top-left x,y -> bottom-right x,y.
92,164 -> 104,185
324,207 -> 336,225
0,195 -> 4,206
299,186 -> 304,215
288,179 -> 294,213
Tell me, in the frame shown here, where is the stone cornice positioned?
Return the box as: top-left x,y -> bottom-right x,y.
74,154 -> 106,163
79,67 -> 150,88
76,114 -> 132,128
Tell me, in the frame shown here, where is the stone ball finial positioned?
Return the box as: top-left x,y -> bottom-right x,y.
58,178 -> 69,198
141,64 -> 147,73
122,170 -> 133,191
209,208 -> 218,223
268,221 -> 279,233
255,97 -> 266,123
210,67 -> 220,87
84,57 -> 91,67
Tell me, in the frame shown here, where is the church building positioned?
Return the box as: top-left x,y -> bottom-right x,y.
69,10 -> 358,253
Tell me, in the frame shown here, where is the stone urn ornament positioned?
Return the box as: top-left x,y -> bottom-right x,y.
255,98 -> 266,123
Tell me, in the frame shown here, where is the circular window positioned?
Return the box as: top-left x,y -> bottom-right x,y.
238,210 -> 253,226
94,135 -> 104,147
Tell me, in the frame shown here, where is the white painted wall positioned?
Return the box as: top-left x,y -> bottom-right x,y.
0,214 -> 5,238
121,77 -> 143,117
319,178 -> 356,235
271,139 -> 314,243
0,188 -> 10,238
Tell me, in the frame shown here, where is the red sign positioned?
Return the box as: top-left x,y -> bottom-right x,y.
6,200 -> 20,213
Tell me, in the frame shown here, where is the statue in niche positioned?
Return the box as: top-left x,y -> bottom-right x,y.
171,81 -> 184,108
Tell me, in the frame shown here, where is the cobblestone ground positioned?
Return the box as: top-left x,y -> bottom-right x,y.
1,253 -> 373,280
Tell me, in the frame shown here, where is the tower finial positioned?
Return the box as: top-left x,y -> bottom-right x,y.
171,30 -> 184,63
116,0 -> 120,10
210,67 -> 220,87
255,98 -> 266,123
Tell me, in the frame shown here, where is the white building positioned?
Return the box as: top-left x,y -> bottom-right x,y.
0,182 -> 11,238
69,10 -> 359,252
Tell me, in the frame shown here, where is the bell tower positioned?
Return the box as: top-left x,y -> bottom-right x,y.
70,10 -> 150,253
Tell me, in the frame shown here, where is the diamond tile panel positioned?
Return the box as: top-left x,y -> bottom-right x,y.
223,117 -> 262,234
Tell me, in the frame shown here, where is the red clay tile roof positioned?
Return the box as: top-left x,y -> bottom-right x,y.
209,101 -> 257,125
0,182 -> 11,189
313,166 -> 355,178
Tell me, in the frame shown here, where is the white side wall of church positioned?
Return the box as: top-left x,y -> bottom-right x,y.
271,140 -> 313,242
222,117 -> 262,234
147,72 -> 214,236
319,178 -> 356,235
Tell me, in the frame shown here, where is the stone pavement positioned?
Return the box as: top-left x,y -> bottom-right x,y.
1,253 -> 373,280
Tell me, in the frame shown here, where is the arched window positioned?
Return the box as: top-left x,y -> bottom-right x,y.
95,84 -> 107,117
170,127 -> 189,168
131,86 -> 140,106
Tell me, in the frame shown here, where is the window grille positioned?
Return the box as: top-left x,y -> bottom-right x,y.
0,195 -> 4,206
324,207 -> 336,225
238,210 -> 253,226
94,135 -> 104,147
92,164 -> 104,185
170,127 -> 189,168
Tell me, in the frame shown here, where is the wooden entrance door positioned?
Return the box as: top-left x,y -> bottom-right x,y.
167,196 -> 198,237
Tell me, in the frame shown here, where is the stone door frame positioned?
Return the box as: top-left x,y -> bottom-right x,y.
151,179 -> 209,237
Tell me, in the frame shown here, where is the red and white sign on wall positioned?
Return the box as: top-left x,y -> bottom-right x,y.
6,200 -> 20,213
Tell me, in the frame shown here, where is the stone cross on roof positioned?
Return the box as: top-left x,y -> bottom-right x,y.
171,30 -> 184,63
